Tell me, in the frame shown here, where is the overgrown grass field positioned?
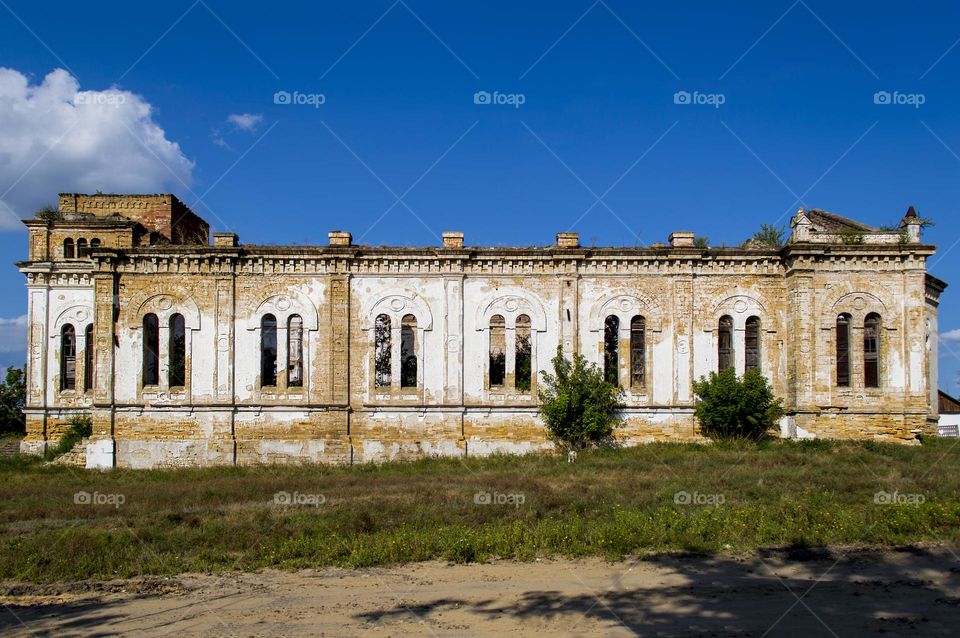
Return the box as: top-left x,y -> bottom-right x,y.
2,439 -> 959,583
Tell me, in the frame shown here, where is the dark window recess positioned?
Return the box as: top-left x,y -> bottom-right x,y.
63,238 -> 74,259
169,314 -> 186,387
489,315 -> 505,387
630,316 -> 645,387
61,324 -> 76,391
836,314 -> 851,387
516,314 -> 532,393
142,314 -> 159,386
83,324 -> 94,391
604,315 -> 619,385
374,314 -> 392,387
745,316 -> 761,371
864,313 -> 880,388
400,314 -> 417,388
718,316 -> 733,372
261,314 -> 277,387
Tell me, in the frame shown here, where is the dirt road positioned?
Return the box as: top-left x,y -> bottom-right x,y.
3,547 -> 959,636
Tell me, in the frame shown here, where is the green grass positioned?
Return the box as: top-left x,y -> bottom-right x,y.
1,438 -> 959,582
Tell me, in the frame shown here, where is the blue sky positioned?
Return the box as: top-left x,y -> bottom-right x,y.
0,0 -> 958,392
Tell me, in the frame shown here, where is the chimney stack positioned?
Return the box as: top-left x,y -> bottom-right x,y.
328,231 -> 352,247
668,231 -> 695,247
556,232 -> 580,248
442,231 -> 464,248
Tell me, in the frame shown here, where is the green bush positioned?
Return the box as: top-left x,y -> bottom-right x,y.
693,368 -> 784,440
0,367 -> 26,436
44,414 -> 93,460
537,347 -> 623,450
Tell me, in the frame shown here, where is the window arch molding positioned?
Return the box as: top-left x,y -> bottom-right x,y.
361,291 -> 434,332
588,294 -> 664,335
820,291 -> 891,330
134,294 -> 202,330
246,293 -> 319,331
705,292 -> 773,376
474,292 -> 547,334
130,295 -> 201,395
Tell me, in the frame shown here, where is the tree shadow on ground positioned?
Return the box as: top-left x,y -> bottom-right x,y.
356,546 -> 960,636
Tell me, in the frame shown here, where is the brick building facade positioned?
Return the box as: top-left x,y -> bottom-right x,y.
17,194 -> 947,468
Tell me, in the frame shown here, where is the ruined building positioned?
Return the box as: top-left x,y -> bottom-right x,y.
17,193 -> 947,468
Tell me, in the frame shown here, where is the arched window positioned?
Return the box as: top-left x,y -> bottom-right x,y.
489,314 -> 506,387
400,314 -> 417,388
745,316 -> 761,372
90,238 -> 101,249
142,314 -> 159,386
287,315 -> 303,387
516,314 -> 532,393
604,315 -> 619,385
374,314 -> 392,387
60,324 -> 76,391
836,313 -> 851,387
76,238 -> 88,258
83,324 -> 94,391
630,316 -> 645,387
63,238 -> 74,259
261,314 -> 278,387
864,313 -> 881,388
718,316 -> 733,372
168,314 -> 186,388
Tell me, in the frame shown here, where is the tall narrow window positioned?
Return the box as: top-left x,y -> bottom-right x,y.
63,238 -> 74,259
745,316 -> 761,372
374,314 -> 392,387
261,314 -> 277,387
287,315 -> 303,387
864,313 -> 880,388
90,238 -> 101,250
76,238 -> 88,258
142,314 -> 159,386
718,316 -> 733,372
489,314 -> 506,387
60,324 -> 76,391
630,316 -> 646,387
83,324 -> 94,391
604,315 -> 619,385
168,313 -> 186,388
400,314 -> 417,388
836,313 -> 851,387
516,314 -> 532,393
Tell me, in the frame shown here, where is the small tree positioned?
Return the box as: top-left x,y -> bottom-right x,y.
538,347 -> 623,450
0,367 -> 26,436
747,224 -> 785,249
693,368 -> 783,440
693,235 -> 710,249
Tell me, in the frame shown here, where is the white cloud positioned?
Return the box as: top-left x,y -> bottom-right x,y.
0,315 -> 27,362
0,67 -> 195,229
942,329 -> 960,343
226,113 -> 262,132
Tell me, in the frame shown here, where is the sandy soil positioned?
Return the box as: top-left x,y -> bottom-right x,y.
2,546 -> 959,637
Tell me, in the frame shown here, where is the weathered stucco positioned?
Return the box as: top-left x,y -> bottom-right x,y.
17,195 -> 947,468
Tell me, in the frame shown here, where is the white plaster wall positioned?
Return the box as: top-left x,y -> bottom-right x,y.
461,279 -> 560,401
45,284 -> 95,405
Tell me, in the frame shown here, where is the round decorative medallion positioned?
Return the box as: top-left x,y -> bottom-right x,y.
276,297 -> 291,311
909,337 -> 922,352
677,337 -> 688,354
734,300 -> 748,314
389,297 -> 405,312
447,338 -> 460,352
853,296 -> 866,311
618,298 -> 633,312
800,338 -> 811,354
504,298 -> 519,312
157,296 -> 173,311
217,337 -> 230,352
75,309 -> 89,322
